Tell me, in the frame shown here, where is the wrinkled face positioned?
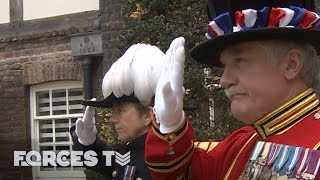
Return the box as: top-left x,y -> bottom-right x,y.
109,102 -> 151,142
219,41 -> 289,124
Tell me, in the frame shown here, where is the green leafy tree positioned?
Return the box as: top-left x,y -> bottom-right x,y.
119,0 -> 244,142
87,0 -> 320,179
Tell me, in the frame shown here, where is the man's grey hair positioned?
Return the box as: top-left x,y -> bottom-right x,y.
259,40 -> 320,95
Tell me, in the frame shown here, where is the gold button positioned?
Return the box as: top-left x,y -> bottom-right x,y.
169,134 -> 176,140
314,112 -> 320,119
112,170 -> 117,177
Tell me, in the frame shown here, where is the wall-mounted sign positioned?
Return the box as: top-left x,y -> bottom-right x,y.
71,32 -> 102,57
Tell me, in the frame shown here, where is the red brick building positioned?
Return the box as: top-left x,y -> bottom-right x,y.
0,0 -> 124,179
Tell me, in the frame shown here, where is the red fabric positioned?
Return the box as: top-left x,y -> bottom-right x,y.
268,8 -> 285,27
207,24 -> 219,37
299,9 -> 318,28
145,120 -> 194,179
235,11 -> 245,27
191,126 -> 257,180
145,110 -> 320,179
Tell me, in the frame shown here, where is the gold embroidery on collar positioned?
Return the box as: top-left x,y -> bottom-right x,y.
270,98 -> 319,134
268,95 -> 318,132
276,105 -> 320,136
253,88 -> 318,139
255,88 -> 313,125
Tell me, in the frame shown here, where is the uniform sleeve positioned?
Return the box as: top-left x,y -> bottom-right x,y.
191,126 -> 258,179
69,125 -> 115,177
145,115 -> 195,180
145,115 -> 258,180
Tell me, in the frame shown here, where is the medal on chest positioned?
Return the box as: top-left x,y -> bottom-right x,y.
240,141 -> 320,180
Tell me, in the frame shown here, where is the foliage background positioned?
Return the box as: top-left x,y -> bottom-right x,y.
117,0 -> 245,142
87,0 -> 320,178
115,0 -> 320,141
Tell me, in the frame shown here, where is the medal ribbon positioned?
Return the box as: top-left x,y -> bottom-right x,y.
267,143 -> 282,166
295,148 -> 312,178
250,141 -> 266,161
272,145 -> 291,173
291,148 -> 306,178
284,146 -> 303,175
259,142 -> 271,163
302,150 -> 320,176
244,141 -> 266,179
251,142 -> 266,179
255,142 -> 272,178
123,165 -> 136,180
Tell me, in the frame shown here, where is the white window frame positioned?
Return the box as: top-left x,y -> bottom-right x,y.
30,81 -> 86,180
23,0 -> 99,20
0,0 -> 9,23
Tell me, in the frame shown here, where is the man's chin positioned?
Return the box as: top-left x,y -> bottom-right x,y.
230,101 -> 243,112
118,135 -> 131,142
231,106 -> 251,123
232,112 -> 258,124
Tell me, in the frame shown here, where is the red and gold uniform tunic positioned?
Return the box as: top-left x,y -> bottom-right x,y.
145,88 -> 320,179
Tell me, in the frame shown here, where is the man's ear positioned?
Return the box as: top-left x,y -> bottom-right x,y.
144,107 -> 153,126
283,49 -> 304,80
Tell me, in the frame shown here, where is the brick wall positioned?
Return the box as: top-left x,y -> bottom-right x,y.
98,0 -> 124,95
0,0 -> 124,179
0,33 -> 83,180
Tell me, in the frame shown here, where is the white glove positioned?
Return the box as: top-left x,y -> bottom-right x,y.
75,98 -> 97,146
154,37 -> 186,134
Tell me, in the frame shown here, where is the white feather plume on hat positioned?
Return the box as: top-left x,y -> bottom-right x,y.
101,44 -> 165,106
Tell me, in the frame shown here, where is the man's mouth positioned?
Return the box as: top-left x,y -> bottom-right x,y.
230,93 -> 246,101
115,127 -> 121,132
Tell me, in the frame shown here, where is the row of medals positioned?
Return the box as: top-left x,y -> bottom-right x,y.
240,141 -> 319,180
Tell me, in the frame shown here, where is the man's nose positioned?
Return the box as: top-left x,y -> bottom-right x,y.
109,116 -> 119,124
219,67 -> 236,89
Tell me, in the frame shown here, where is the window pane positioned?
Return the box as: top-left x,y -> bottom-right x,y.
31,81 -> 84,177
54,119 -> 70,142
52,89 -> 66,115
56,145 -> 70,151
70,118 -> 77,125
40,146 -> 54,151
55,145 -> 72,170
36,91 -> 50,116
39,146 -> 54,171
39,120 -> 53,143
68,88 -> 83,114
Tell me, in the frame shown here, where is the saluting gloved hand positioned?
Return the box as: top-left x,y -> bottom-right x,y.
75,98 -> 97,146
154,37 -> 186,134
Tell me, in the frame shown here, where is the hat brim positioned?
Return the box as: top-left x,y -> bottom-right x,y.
191,28 -> 320,67
81,93 -> 140,108
81,93 -> 198,111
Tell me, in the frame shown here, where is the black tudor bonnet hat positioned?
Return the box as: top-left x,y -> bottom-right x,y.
191,0 -> 320,67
